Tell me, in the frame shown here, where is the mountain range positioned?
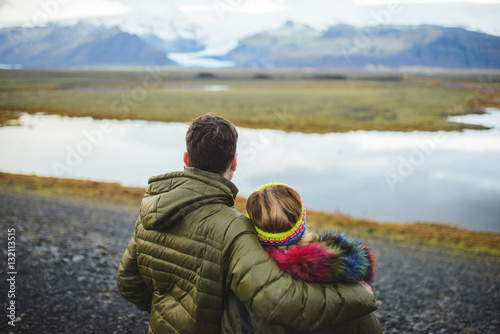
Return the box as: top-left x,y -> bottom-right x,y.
0,22 -> 177,68
0,18 -> 499,69
0,10 -> 206,68
222,21 -> 500,70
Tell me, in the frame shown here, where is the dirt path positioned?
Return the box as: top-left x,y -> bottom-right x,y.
0,190 -> 499,333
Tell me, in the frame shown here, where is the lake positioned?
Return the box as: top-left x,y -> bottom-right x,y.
1,110 -> 499,232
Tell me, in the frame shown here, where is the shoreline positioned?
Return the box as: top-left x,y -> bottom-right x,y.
1,107 -> 495,133
0,107 -> 493,133
1,171 -> 499,256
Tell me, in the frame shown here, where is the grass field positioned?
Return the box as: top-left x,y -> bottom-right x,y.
1,171 -> 499,256
1,69 -> 499,132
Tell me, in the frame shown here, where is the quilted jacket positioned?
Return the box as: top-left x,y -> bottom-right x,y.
116,167 -> 377,334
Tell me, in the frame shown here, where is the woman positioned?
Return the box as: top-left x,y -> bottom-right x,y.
222,183 -> 382,334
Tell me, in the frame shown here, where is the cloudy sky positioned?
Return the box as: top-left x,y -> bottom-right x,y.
0,0 -> 499,52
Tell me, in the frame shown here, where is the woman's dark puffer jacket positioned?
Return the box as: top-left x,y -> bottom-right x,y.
117,167 -> 377,334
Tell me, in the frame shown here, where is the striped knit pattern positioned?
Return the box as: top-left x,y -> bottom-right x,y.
256,206 -> 307,246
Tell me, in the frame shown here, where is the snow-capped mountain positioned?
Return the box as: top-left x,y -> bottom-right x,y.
55,8 -> 206,54
258,20 -> 321,38
0,7 -> 208,68
223,21 -> 500,69
72,8 -> 206,53
0,22 -> 175,68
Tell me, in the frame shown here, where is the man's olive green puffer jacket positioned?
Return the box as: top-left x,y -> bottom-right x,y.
117,167 -> 377,334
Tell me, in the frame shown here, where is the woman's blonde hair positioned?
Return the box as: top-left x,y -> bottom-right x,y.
246,184 -> 303,233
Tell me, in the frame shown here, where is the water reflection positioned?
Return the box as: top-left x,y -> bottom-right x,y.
66,85 -> 229,93
163,85 -> 228,92
0,110 -> 499,232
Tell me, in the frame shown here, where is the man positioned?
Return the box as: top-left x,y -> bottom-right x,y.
117,114 -> 377,333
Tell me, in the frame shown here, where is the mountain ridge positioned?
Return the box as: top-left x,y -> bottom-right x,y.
0,9 -> 209,69
222,22 -> 500,69
0,22 -> 177,68
1,20 -> 499,69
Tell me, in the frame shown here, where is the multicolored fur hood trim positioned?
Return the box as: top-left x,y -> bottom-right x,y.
264,231 -> 376,285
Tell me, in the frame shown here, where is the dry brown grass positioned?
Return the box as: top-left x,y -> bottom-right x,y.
304,211 -> 500,256
0,172 -> 144,207
2,171 -> 498,256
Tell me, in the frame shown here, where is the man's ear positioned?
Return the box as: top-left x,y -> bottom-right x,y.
230,153 -> 237,171
222,153 -> 238,181
183,152 -> 190,167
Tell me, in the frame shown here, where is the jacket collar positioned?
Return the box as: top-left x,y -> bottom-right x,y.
183,167 -> 239,198
141,167 -> 239,230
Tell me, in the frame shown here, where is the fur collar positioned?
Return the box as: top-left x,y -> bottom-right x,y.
264,231 -> 375,284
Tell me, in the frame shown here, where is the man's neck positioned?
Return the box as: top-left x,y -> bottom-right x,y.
222,169 -> 233,181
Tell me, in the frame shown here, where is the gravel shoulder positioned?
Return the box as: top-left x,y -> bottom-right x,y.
1,190 -> 499,333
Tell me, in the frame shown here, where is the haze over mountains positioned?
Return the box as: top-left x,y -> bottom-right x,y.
0,16 -> 499,69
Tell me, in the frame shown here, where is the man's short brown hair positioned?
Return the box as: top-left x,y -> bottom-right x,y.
186,114 -> 238,175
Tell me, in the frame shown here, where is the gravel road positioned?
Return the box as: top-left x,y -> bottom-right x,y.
1,190 -> 499,333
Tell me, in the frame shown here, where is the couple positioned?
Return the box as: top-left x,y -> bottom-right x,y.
117,114 -> 382,333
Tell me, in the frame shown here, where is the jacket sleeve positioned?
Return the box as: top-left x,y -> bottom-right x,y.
224,216 -> 377,332
116,218 -> 152,312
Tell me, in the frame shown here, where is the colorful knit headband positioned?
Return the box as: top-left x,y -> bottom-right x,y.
251,183 -> 307,246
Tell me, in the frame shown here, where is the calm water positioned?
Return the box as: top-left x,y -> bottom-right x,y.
1,110 -> 499,232
67,85 -> 229,93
